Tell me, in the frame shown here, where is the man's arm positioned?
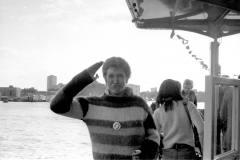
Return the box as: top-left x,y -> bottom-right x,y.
50,61 -> 103,119
194,94 -> 198,106
190,103 -> 204,148
141,113 -> 160,159
50,70 -> 94,119
191,91 -> 197,106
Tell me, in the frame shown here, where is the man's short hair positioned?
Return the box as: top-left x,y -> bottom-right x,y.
183,79 -> 193,88
102,57 -> 131,79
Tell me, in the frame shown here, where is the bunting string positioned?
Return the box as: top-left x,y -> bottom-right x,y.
170,30 -> 209,70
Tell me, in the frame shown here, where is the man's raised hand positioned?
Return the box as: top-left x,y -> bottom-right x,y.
86,61 -> 104,80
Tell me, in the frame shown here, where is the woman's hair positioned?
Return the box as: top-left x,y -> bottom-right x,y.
183,79 -> 193,89
156,79 -> 183,111
102,57 -> 131,79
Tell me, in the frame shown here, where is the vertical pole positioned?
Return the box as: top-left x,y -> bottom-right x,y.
210,38 -> 220,76
205,24 -> 220,159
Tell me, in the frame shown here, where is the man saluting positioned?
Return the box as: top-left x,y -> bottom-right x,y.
50,57 -> 159,160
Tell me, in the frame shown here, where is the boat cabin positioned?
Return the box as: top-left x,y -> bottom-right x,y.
125,0 -> 240,159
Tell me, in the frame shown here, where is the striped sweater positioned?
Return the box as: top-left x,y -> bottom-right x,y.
50,70 -> 159,160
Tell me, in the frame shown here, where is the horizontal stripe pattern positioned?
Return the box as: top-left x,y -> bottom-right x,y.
87,125 -> 145,136
89,132 -> 144,146
84,119 -> 143,128
85,105 -> 147,122
81,95 -> 154,160
93,152 -> 132,160
87,95 -> 150,111
92,143 -> 140,155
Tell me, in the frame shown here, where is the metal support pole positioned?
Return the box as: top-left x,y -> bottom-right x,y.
209,38 -> 220,76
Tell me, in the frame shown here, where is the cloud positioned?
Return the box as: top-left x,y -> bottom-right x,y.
22,35 -> 36,41
0,48 -> 18,57
19,0 -> 131,30
0,49 -> 11,56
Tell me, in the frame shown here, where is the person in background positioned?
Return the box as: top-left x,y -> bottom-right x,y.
182,79 -> 197,107
153,79 -> 204,160
182,79 -> 205,121
50,57 -> 159,160
150,102 -> 158,114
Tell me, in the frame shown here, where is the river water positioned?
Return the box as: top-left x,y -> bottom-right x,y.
0,101 -> 204,160
0,102 -> 93,160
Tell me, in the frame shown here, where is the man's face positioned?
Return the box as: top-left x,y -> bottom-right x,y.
104,67 -> 128,96
183,84 -> 192,94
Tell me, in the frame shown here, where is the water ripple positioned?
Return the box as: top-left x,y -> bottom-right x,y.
0,102 -> 93,160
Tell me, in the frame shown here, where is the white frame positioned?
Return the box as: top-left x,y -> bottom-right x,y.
204,76 -> 240,160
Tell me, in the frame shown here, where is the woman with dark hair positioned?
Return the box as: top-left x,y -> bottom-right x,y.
153,79 -> 204,160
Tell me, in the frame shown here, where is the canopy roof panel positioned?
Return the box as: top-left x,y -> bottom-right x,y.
126,0 -> 240,38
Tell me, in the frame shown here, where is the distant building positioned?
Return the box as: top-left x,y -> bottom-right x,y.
127,84 -> 140,96
0,85 -> 21,99
47,75 -> 57,91
151,87 -> 157,92
57,83 -> 65,90
47,91 -> 58,96
21,87 -> 38,96
37,91 -> 47,96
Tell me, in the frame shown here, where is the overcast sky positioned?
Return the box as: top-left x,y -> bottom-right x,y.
0,0 -> 240,92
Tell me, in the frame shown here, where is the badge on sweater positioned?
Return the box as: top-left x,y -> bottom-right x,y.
113,122 -> 121,130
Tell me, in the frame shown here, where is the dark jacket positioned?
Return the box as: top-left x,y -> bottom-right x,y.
182,90 -> 197,106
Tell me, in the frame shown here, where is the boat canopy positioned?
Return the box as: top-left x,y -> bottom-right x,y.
126,0 -> 240,38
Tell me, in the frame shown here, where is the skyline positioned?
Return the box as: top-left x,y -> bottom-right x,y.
1,74 -> 158,92
1,0 -> 240,92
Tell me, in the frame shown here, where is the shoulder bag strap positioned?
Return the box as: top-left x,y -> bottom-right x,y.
183,101 -> 193,127
183,102 -> 203,155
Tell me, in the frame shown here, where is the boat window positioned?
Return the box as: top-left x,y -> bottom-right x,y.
225,11 -> 240,20
130,0 -> 209,20
215,85 -> 234,156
